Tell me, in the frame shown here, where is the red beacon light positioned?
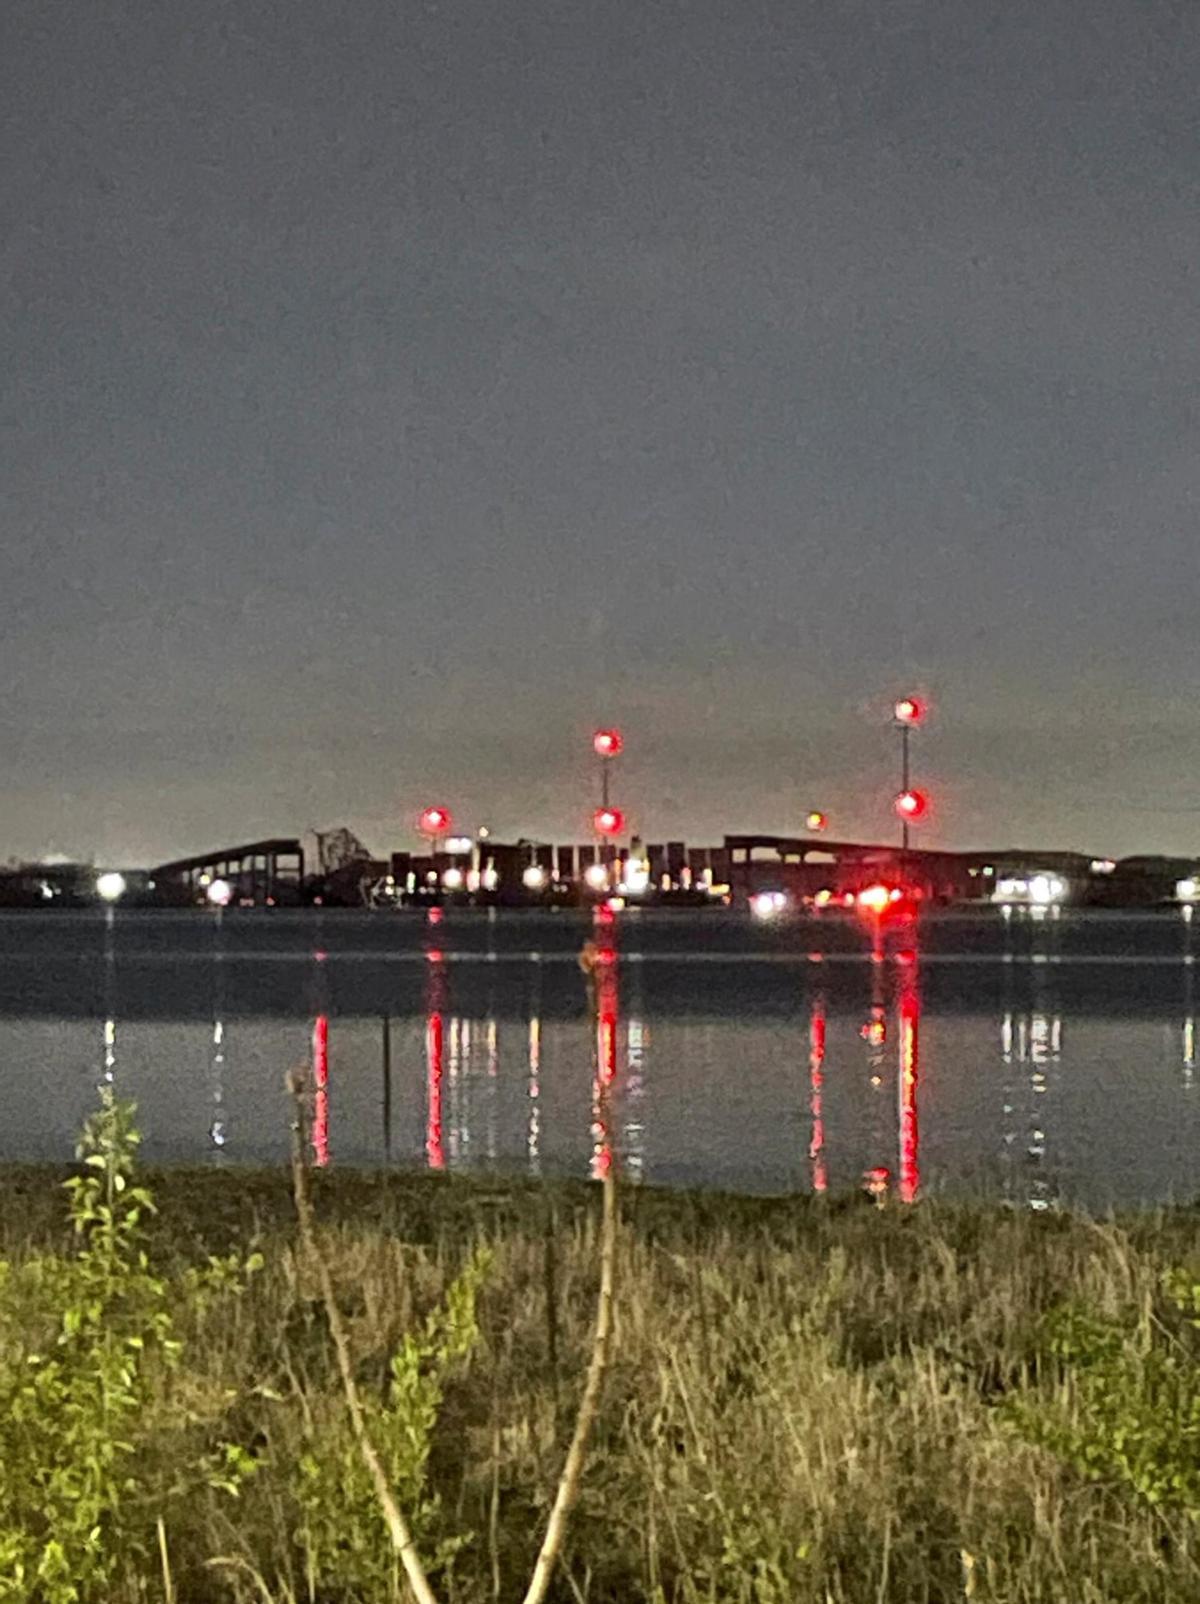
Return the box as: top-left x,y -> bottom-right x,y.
894,789 -> 928,822
894,696 -> 925,727
593,728 -> 623,758
593,806 -> 625,838
419,805 -> 453,837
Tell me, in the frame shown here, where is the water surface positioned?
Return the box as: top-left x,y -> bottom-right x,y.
1,906 -> 1196,1208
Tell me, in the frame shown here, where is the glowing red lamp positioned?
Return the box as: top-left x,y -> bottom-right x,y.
593,728 -> 623,758
805,810 -> 829,832
894,696 -> 925,727
894,789 -> 928,821
418,805 -> 453,837
593,806 -> 625,838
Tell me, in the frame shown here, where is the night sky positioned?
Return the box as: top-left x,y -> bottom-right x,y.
4,0 -> 1199,866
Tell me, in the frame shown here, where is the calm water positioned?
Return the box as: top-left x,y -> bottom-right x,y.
1,906 -> 1198,1208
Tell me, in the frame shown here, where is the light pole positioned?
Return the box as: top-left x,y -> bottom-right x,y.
592,730 -> 624,886
593,728 -> 622,810
418,806 -> 453,893
892,697 -> 927,853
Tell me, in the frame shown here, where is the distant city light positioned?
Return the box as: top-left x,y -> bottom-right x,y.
1091,859 -> 1117,875
206,879 -> 233,908
805,811 -> 829,832
622,861 -> 651,895
584,863 -> 610,890
1029,874 -> 1064,906
593,806 -> 625,837
477,826 -> 491,840
593,728 -> 623,758
856,883 -> 892,913
894,789 -> 928,821
894,696 -> 925,726
1177,878 -> 1199,903
994,873 -> 1067,906
751,890 -> 787,920
522,865 -> 547,890
445,836 -> 473,855
95,872 -> 127,903
442,867 -> 464,890
418,805 -> 453,837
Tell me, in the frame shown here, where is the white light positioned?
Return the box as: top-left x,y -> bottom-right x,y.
522,865 -> 547,890
1091,859 -> 1117,875
481,867 -> 499,891
584,863 -> 609,890
1028,875 -> 1065,906
1178,878 -> 1199,903
96,872 -> 127,903
477,826 -> 491,840
446,836 -> 473,855
206,878 -> 233,908
751,890 -> 786,920
623,862 -> 651,895
442,867 -> 464,889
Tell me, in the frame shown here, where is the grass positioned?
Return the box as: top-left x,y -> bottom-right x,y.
0,1155 -> 1198,1603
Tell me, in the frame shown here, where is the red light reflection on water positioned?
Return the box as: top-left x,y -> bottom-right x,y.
312,1015 -> 329,1168
808,995 -> 828,1193
589,937 -> 620,1181
425,956 -> 446,1170
897,967 -> 920,1204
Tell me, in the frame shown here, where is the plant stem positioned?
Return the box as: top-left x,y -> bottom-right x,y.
520,967 -> 619,1604
287,1068 -> 440,1604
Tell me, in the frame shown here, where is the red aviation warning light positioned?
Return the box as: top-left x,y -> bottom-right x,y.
593,728 -> 623,758
593,806 -> 625,838
418,805 -> 453,837
894,789 -> 928,822
805,810 -> 829,832
894,696 -> 925,727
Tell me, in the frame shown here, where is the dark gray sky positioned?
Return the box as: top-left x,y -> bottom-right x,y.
4,0 -> 1200,865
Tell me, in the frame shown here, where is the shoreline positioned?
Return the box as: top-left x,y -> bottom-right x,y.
1,1157 -> 1198,1599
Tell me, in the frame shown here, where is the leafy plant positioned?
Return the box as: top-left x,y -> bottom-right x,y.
1008,1269 -> 1200,1514
0,1090 -> 262,1603
293,1245 -> 491,1600
0,1090 -> 179,1601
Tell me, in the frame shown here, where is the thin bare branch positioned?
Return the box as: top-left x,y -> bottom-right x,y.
520,961 -> 619,1604
287,1067 -> 441,1604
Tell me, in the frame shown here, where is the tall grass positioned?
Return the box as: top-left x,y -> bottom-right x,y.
0,1147 -> 1198,1603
